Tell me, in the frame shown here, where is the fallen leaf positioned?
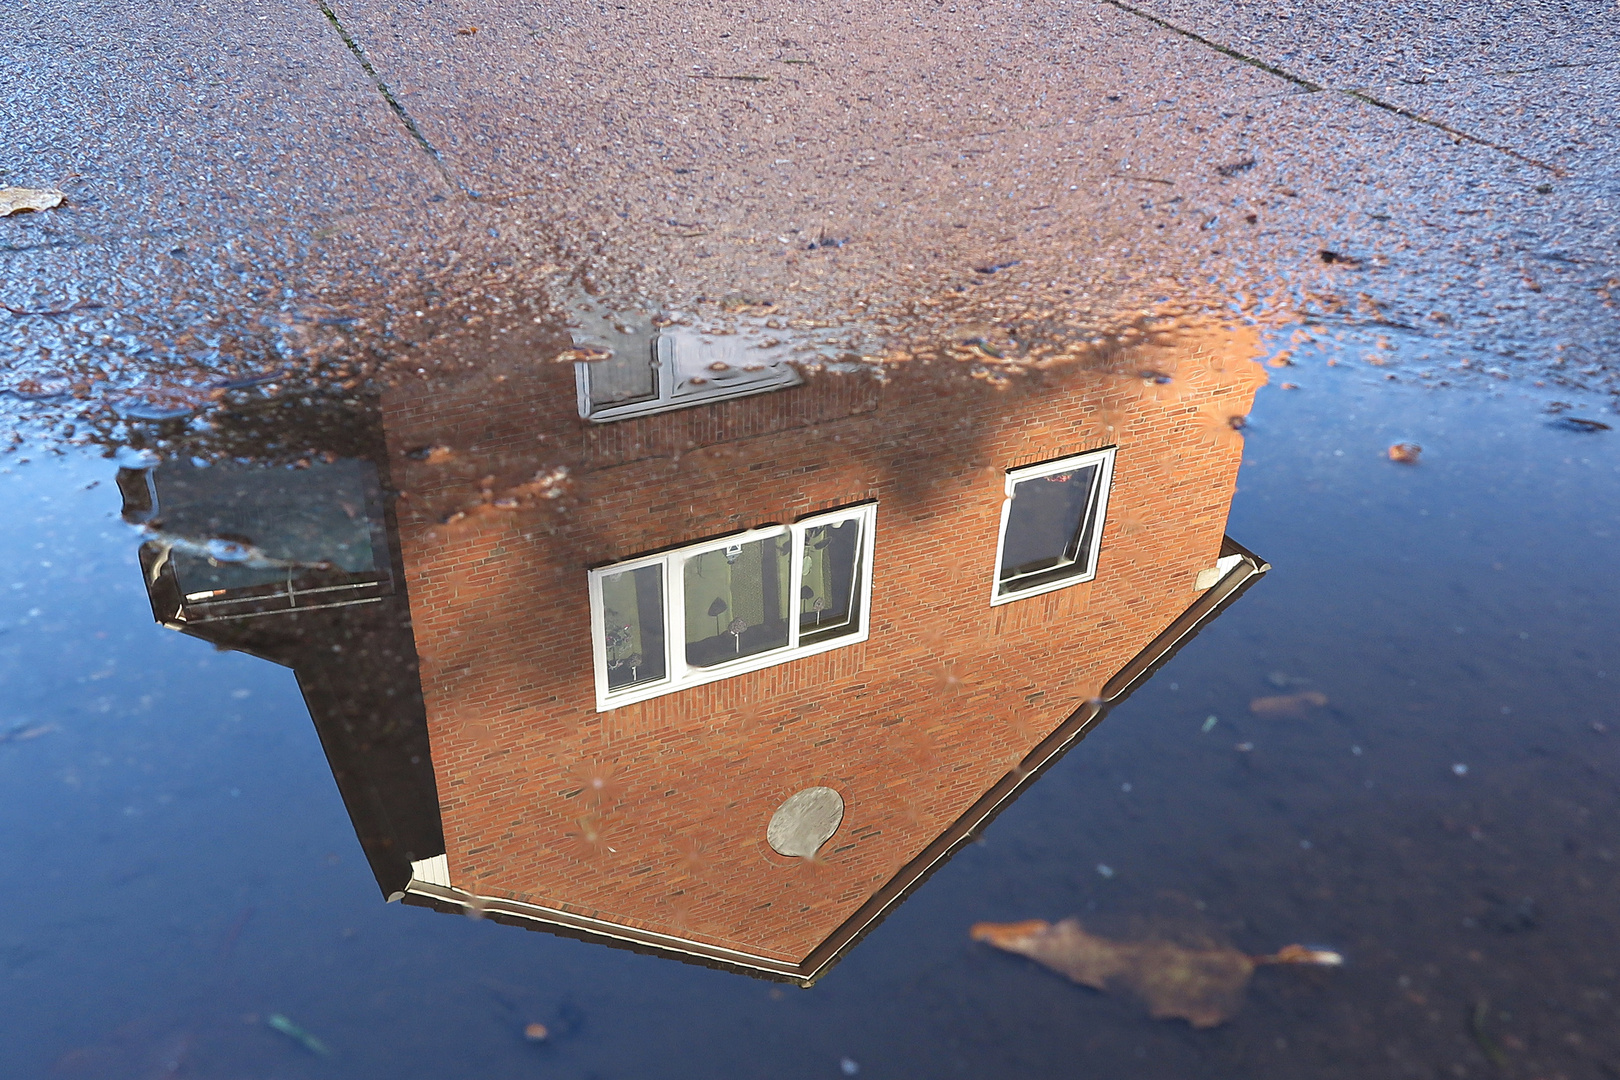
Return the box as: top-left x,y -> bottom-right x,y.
1388,442 -> 1422,463
1550,417 -> 1611,433
1249,691 -> 1328,718
0,187 -> 65,216
971,919 -> 1249,1027
971,919 -> 1340,1028
266,1014 -> 330,1057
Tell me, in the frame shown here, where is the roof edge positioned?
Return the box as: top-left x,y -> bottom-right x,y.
794,536 -> 1269,983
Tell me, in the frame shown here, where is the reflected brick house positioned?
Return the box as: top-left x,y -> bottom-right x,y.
122,322 -> 1266,981
368,320 -> 1269,981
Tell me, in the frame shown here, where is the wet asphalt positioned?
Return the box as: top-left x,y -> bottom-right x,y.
4,0 -> 1617,413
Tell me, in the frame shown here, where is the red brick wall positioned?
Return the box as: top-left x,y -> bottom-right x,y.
381,323 -> 1265,963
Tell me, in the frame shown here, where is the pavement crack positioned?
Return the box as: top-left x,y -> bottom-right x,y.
313,0 -> 470,194
1099,0 -> 1326,91
1099,0 -> 1565,177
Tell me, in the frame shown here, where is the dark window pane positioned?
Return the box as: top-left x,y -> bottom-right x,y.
799,519 -> 862,645
156,460 -> 385,599
584,344 -> 658,409
684,536 -> 790,667
601,565 -> 667,691
998,463 -> 1102,594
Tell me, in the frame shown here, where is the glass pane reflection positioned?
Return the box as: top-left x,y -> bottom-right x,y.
601,564 -> 667,690
999,463 -> 1103,594
799,519 -> 863,645
684,536 -> 791,667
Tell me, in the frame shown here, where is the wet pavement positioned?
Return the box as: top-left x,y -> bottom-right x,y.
4,1 -> 1620,1077
5,0 -> 1617,410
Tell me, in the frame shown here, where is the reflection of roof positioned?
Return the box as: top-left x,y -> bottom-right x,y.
399,539 -> 1265,983
121,408 -> 447,899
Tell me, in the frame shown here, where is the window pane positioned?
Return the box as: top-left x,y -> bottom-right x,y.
661,328 -> 799,400
601,565 -> 667,691
684,535 -> 791,667
799,518 -> 863,644
159,460 -> 383,597
999,463 -> 1101,592
584,345 -> 658,409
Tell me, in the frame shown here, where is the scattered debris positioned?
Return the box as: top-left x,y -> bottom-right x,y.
1453,763 -> 1469,776
973,260 -> 1021,275
404,444 -> 454,463
1388,442 -> 1422,464
1319,249 -> 1364,268
840,1058 -> 860,1076
455,25 -> 478,35
0,721 -> 53,744
970,919 -> 1341,1028
112,398 -> 198,422
523,1022 -> 549,1042
1216,156 -> 1257,177
1096,863 -> 1115,879
1249,691 -> 1328,718
1234,741 -> 1255,752
1549,416 -> 1611,433
0,187 -> 65,216
1201,715 -> 1219,733
1469,999 -> 1510,1068
266,1014 -> 330,1057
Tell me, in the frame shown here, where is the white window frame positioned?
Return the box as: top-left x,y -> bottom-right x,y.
575,331 -> 803,423
588,503 -> 877,710
988,447 -> 1116,606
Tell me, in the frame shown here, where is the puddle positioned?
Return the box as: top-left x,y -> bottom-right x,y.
4,3 -> 1618,1073
1,313 -> 1616,1078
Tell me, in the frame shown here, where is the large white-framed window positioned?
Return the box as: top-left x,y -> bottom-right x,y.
588,503 -> 877,710
576,327 -> 803,423
989,447 -> 1116,606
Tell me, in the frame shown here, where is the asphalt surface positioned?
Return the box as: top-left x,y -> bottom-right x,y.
3,0 -> 1617,423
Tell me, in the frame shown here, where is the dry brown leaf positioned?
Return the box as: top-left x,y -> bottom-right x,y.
972,918 -> 1252,1027
1388,442 -> 1422,464
971,919 -> 1342,1028
0,187 -> 65,216
1249,690 -> 1328,718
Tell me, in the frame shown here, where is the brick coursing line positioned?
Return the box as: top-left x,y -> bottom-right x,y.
379,322 -> 1266,965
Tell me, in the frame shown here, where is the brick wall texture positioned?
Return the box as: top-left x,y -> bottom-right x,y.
380,321 -> 1266,964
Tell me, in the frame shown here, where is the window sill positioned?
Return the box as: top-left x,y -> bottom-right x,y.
596,628 -> 869,711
